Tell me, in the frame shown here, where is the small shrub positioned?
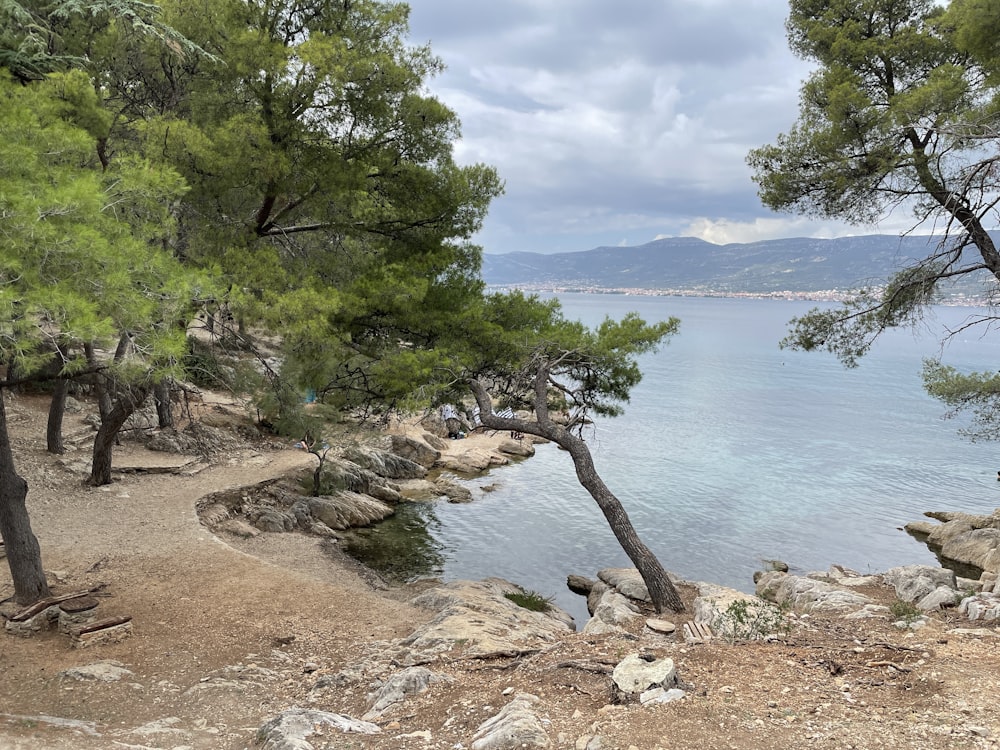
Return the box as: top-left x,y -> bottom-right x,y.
504,588 -> 554,613
712,598 -> 789,644
889,598 -> 921,624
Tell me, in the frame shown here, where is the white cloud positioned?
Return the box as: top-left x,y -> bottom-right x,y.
406,2 -> 877,254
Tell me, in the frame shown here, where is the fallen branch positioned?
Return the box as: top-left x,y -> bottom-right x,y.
553,659 -> 615,675
865,660 -> 913,673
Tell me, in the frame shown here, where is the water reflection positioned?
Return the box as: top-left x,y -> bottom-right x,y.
341,502 -> 446,582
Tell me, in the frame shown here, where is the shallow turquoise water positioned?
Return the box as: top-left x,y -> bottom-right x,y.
352,295 -> 1000,625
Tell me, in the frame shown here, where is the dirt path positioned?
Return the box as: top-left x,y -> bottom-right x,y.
0,395 -> 429,749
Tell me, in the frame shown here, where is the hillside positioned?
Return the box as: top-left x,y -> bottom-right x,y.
482,234 -> 992,297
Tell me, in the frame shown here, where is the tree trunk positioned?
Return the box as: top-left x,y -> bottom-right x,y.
154,379 -> 174,429
564,437 -> 684,613
0,390 -> 51,604
84,343 -> 112,421
468,378 -> 684,614
46,378 -> 68,454
90,386 -> 149,486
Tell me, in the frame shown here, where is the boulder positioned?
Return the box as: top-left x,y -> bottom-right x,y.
582,589 -> 641,634
345,447 -> 427,480
395,478 -> 444,500
307,493 -> 394,530
363,666 -> 452,720
435,479 -> 473,504
917,585 -> 960,612
498,438 -> 535,458
389,435 -> 440,468
256,708 -> 379,749
435,448 -> 509,475
611,654 -> 677,696
422,432 -> 449,450
906,509 -> 1000,574
471,693 -> 549,750
597,568 -> 652,603
756,571 -> 873,613
882,565 -> 957,603
566,575 -> 596,596
405,579 -> 574,659
254,508 -> 295,533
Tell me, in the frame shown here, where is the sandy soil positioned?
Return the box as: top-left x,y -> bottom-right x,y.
1,393 -> 999,750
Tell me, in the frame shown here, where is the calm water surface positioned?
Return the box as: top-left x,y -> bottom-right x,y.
347,295 -> 1000,624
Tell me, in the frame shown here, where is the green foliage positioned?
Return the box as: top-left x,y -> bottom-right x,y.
458,291 -> 679,427
0,70 -> 203,382
781,260 -> 943,367
922,358 -> 1000,440
750,0 -> 1000,439
503,587 -> 555,613
889,598 -> 922,624
711,598 -> 789,644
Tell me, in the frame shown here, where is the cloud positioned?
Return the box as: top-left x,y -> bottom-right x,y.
407,1 -> 836,254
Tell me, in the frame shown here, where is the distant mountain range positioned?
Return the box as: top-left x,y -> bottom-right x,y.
481,234 -> 991,298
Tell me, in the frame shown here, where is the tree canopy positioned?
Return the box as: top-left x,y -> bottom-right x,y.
748,0 -> 1000,433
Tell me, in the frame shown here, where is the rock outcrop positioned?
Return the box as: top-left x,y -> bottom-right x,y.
906,509 -> 1000,577
403,578 -> 575,660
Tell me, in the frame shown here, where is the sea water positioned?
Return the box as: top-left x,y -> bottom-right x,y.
345,294 -> 1000,625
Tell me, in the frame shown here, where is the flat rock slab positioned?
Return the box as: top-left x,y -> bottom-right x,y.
256,708 -> 380,750
645,618 -> 676,634
59,661 -> 133,682
406,579 -> 574,659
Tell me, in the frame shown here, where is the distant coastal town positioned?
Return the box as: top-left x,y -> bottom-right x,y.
487,284 -> 991,307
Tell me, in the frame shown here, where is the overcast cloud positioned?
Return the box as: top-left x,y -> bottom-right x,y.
406,1 -> 909,254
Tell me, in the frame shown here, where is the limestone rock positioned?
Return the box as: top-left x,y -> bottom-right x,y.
396,478 -> 443,500
256,708 -> 380,749
405,579 -> 574,659
918,585 -> 960,611
307,493 -> 394,530
906,510 -> 1000,574
756,571 -> 873,613
597,568 -> 651,603
344,446 -> 427,480
611,654 -> 677,697
882,565 -> 957,604
435,479 -> 473,503
389,435 -> 440,468
254,508 -> 295,533
498,438 -> 535,458
582,589 -> 641,634
363,666 -> 452,720
471,693 -> 549,750
645,618 -> 676,634
436,448 -> 509,475
639,687 -> 685,705
60,660 -> 133,682
693,582 -> 761,628
566,575 -> 596,596
215,518 -> 261,539
422,432 -> 449,450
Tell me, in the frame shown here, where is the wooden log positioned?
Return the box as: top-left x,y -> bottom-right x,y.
71,615 -> 132,636
10,588 -> 102,622
59,596 -> 98,614
70,616 -> 133,648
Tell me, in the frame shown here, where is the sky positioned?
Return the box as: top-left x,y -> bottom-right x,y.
406,0 -> 911,255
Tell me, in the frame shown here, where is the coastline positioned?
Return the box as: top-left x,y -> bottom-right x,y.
3,393 -> 1000,749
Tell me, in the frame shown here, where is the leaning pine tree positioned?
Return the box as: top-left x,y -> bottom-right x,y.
460,293 -> 685,614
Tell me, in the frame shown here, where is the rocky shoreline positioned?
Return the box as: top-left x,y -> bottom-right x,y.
5,394 -> 1000,749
